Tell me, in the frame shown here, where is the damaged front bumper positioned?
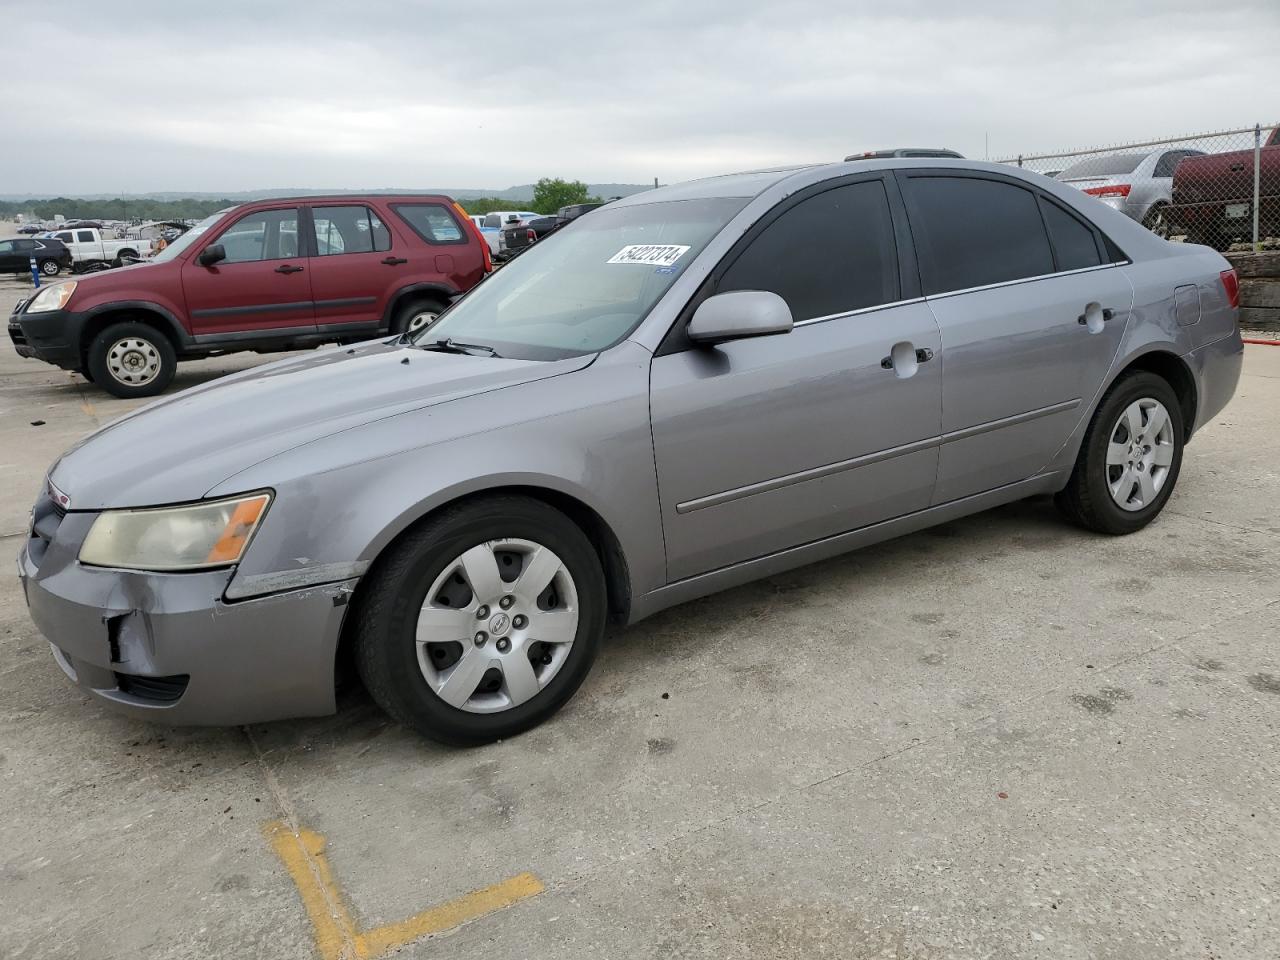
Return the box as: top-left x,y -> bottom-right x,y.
17,502 -> 356,726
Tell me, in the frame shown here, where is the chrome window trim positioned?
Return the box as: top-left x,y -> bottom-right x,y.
792,297 -> 927,328
923,260 -> 1130,303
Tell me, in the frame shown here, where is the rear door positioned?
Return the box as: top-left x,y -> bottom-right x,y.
304,203 -> 396,334
179,205 -> 315,338
898,171 -> 1133,504
650,175 -> 943,581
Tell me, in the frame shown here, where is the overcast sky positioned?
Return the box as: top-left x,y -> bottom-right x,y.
3,0 -> 1278,195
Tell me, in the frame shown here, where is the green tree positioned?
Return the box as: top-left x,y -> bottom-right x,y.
531,178 -> 594,215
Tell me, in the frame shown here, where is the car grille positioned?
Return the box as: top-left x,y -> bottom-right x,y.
114,672 -> 190,703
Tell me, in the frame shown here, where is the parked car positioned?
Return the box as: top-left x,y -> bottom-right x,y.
0,237 -> 72,276
9,194 -> 490,397
846,147 -> 964,160
1058,148 -> 1205,238
17,224 -> 44,235
556,202 -> 605,223
1165,126 -> 1280,250
18,159 -> 1241,744
477,210 -> 540,257
499,215 -> 559,258
42,226 -> 146,268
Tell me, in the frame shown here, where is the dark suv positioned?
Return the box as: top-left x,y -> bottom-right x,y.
0,237 -> 73,277
8,195 -> 490,397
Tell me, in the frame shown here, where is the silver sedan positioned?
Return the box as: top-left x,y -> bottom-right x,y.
1059,147 -> 1204,237
19,158 -> 1243,745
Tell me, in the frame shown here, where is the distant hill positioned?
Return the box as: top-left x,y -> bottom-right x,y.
0,183 -> 658,203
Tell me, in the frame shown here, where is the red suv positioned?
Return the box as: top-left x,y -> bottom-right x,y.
7,195 -> 491,397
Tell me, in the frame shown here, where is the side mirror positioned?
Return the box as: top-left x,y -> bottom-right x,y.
687,290 -> 793,345
198,243 -> 226,267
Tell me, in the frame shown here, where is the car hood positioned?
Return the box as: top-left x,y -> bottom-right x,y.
50,340 -> 594,509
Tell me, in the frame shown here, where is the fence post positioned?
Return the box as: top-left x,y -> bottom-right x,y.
1017,154 -> 1023,168
1253,123 -> 1262,252
29,256 -> 40,289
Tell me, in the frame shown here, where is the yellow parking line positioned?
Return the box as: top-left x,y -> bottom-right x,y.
264,820 -> 544,960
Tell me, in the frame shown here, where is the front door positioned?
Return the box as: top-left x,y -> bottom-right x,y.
650,176 -> 943,582
897,171 -> 1133,504
180,205 -> 315,338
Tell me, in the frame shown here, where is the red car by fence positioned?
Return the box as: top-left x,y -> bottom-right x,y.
1167,126 -> 1280,250
8,194 -> 491,397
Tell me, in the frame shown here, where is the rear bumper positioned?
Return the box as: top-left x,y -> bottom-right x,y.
8,305 -> 83,368
17,508 -> 354,726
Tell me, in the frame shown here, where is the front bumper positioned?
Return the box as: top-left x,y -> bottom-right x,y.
8,303 -> 82,368
17,504 -> 355,726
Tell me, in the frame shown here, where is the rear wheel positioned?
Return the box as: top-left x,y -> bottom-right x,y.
1055,371 -> 1183,535
354,495 -> 606,745
1141,204 -> 1171,239
86,321 -> 177,398
38,259 -> 61,276
390,297 -> 446,337
115,249 -> 138,266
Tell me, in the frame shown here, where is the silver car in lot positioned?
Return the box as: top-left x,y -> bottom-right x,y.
19,158 -> 1243,744
1059,147 -> 1205,237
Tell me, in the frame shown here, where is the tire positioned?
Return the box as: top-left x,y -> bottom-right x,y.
116,249 -> 138,267
354,495 -> 607,745
1141,204 -> 1171,240
86,321 -> 177,399
38,259 -> 61,276
1055,371 -> 1184,535
390,297 -> 446,337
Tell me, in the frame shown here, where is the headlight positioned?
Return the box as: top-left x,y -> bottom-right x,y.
26,281 -> 77,313
79,493 -> 271,571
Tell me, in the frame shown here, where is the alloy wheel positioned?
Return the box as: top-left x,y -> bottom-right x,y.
415,538 -> 579,713
106,337 -> 162,386
1106,398 -> 1175,511
407,310 -> 437,333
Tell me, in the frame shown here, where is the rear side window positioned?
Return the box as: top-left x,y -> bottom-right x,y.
311,205 -> 391,256
1038,198 -> 1102,271
77,230 -> 94,243
718,180 -> 898,321
903,176 -> 1053,295
393,203 -> 467,244
483,214 -> 502,229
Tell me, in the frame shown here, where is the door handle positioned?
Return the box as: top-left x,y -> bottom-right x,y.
880,342 -> 934,373
1077,307 -> 1116,325
275,264 -> 304,274
1229,163 -> 1245,172
381,256 -> 408,266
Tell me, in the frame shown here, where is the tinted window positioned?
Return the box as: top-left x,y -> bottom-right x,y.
719,180 -> 898,320
16,239 -> 36,251
905,176 -> 1053,294
483,213 -> 502,229
56,232 -> 73,242
1059,153 -> 1145,179
216,208 -> 300,263
77,230 -> 94,243
311,205 -> 391,256
394,204 -> 466,244
1039,198 -> 1102,271
1154,150 -> 1199,178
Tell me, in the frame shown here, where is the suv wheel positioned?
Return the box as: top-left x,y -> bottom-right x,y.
86,322 -> 177,398
38,259 -> 61,276
390,297 -> 446,337
354,495 -> 607,745
1055,371 -> 1184,535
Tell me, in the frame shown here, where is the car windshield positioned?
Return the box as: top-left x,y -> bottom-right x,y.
150,208 -> 234,263
415,197 -> 748,360
1060,154 -> 1146,179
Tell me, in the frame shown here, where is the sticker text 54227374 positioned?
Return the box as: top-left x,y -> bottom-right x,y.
607,244 -> 691,267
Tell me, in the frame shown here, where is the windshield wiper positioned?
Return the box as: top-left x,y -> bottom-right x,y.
418,338 -> 501,358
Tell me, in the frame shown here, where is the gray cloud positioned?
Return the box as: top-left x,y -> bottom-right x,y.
3,0 -> 1277,194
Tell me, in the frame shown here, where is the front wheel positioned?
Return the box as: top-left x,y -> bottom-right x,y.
86,321 -> 177,398
38,259 -> 61,276
390,297 -> 446,337
354,495 -> 607,745
1055,371 -> 1184,535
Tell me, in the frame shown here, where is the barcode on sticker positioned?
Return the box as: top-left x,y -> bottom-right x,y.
607,244 -> 691,267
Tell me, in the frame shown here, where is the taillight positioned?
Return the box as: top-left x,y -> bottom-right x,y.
1219,268 -> 1240,309
526,228 -> 537,243
1083,184 -> 1132,199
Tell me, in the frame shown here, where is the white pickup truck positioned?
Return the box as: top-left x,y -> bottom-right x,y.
42,227 -> 146,268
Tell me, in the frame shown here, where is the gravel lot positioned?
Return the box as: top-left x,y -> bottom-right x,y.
1,261 -> 1278,959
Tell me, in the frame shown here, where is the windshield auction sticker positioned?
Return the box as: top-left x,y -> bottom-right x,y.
607,244 -> 691,267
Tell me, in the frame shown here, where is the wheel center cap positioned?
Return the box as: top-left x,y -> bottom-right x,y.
488,612 -> 511,637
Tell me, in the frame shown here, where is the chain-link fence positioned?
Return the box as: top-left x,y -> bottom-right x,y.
997,123 -> 1280,252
